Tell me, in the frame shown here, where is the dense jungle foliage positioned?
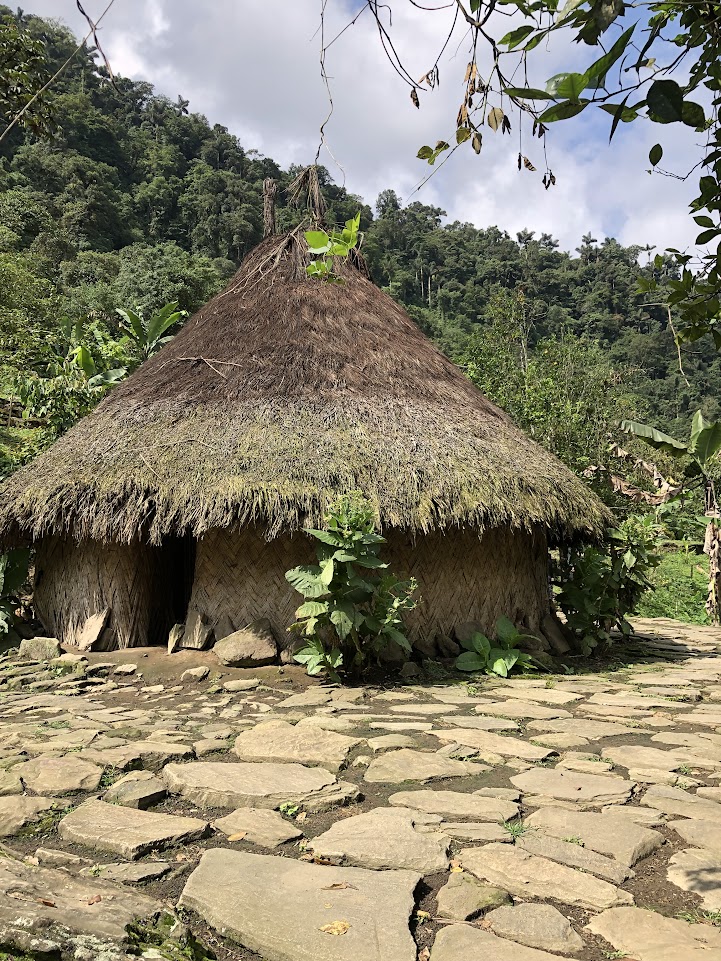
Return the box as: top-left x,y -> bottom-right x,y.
0,8 -> 718,627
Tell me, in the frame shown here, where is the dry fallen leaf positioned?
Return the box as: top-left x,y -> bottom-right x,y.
38,898 -> 56,907
321,882 -> 358,891
87,895 -> 102,905
319,920 -> 350,936
227,832 -> 247,842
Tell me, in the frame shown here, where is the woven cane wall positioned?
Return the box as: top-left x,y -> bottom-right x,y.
189,525 -> 549,648
34,536 -> 168,649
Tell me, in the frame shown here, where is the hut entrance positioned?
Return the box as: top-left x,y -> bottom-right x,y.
157,535 -> 196,641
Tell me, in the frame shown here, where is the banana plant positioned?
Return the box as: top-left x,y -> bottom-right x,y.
621,410 -> 721,622
117,302 -> 187,363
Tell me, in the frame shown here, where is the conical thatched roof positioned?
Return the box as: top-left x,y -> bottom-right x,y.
0,231 -> 610,545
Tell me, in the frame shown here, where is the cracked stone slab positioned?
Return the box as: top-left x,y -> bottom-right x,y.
430,924 -> 577,961
0,796 -> 59,837
517,834 -> 632,884
587,906 -> 721,960
364,749 -> 487,784
485,687 -> 582,705
233,719 -> 362,771
669,817 -> 721,855
436,872 -> 510,920
10,755 -> 102,794
0,857 -> 161,959
213,808 -> 303,848
388,789 -> 518,821
486,902 -> 585,955
474,701 -> 572,721
179,847 -> 419,961
511,768 -> 636,807
164,760 -> 359,811
602,744 -> 721,774
641,784 -> 721,821
309,807 -> 450,873
58,798 -> 209,859
460,843 -> 633,910
431,728 -> 555,761
441,715 -> 519,732
524,807 -> 663,866
668,848 -> 721,910
104,770 -> 167,809
526,719 -> 637,739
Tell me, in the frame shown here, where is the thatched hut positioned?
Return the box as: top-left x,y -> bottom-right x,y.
0,198 -> 609,653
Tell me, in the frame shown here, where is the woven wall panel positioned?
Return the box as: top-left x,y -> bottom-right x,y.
34,536 -> 168,649
189,525 -> 549,648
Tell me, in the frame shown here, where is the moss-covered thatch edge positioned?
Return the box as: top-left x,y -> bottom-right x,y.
0,396 -> 611,546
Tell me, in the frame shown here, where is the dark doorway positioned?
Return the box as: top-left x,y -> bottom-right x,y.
151,535 -> 196,644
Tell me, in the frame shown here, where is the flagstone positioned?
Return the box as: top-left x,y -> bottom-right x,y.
11,755 -> 102,794
233,719 -> 361,771
58,798 -> 208,859
669,817 -> 721,854
511,768 -> 636,806
641,783 -> 721,820
525,718 -> 637,739
431,728 -> 554,761
364,749 -> 487,783
485,687 -> 582,705
474,701 -> 572,720
213,808 -> 303,848
587,906 -> 721,961
517,834 -> 632,883
164,760 -> 359,811
524,807 -> 663,865
436,872 -> 510,920
388,789 -> 518,821
460,843 -> 633,910
430,925 -> 575,961
0,796 -> 59,837
486,902 -> 585,954
179,848 -> 419,961
668,848 -> 721,909
309,807 -> 450,873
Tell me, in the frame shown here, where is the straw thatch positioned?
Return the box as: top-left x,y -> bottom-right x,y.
189,525 -> 549,644
0,232 -> 609,547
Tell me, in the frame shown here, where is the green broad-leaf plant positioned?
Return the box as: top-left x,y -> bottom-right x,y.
454,615 -> 537,677
285,493 -> 417,682
304,213 -> 361,283
117,301 -> 187,366
0,548 -> 30,638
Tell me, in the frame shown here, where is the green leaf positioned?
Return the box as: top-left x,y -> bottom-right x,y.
583,25 -> 635,85
649,143 -> 663,167
295,600 -> 328,618
499,25 -> 535,49
456,126 -> 471,144
646,79 -> 683,123
286,564 -> 328,598
495,615 -> 518,645
74,345 -> 96,379
620,419 -> 688,455
146,302 -> 184,344
471,632 -> 491,656
305,230 -> 330,251
305,528 -> 346,547
417,145 -> 434,160
455,651 -> 488,672
117,307 -> 145,343
549,73 -> 588,101
682,101 -> 705,129
503,87 -> 556,101
690,411 -> 721,465
696,229 -> 720,246
539,100 -> 588,123
320,558 -> 335,586
330,607 -> 353,640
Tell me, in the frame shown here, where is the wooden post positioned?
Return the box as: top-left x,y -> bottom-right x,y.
263,178 -> 277,238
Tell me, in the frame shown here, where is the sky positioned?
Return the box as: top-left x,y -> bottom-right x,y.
28,0 -> 704,255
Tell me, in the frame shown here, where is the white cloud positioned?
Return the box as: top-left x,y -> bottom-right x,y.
29,0 -> 702,252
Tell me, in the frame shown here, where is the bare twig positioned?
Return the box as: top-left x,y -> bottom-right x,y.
645,302 -> 691,387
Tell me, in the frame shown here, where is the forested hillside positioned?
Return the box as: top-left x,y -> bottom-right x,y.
1,7 -> 720,479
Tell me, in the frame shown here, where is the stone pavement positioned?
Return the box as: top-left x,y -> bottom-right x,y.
0,618 -> 720,959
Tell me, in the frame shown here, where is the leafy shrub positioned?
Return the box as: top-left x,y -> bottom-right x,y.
455,616 -> 537,676
636,547 -> 710,624
552,513 -> 662,654
0,548 -> 30,636
285,493 -> 417,682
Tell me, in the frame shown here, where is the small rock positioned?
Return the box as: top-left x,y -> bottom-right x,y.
181,611 -> 213,651
181,666 -> 210,683
112,663 -> 137,675
436,872 -> 510,920
104,771 -> 167,810
194,738 -> 230,757
223,678 -> 260,692
213,619 -> 278,667
511,768 -> 635,807
399,662 -> 421,678
49,652 -> 87,670
34,848 -> 89,868
18,636 -> 61,661
213,808 -> 303,848
486,902 -> 584,954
